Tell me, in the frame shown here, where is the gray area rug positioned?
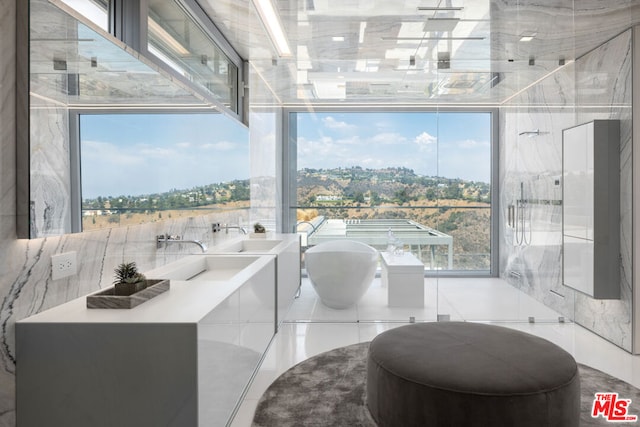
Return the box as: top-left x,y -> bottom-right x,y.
252,342 -> 640,426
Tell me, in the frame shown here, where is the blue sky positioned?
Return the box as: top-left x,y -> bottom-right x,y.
80,111 -> 491,199
296,112 -> 491,183
80,113 -> 249,198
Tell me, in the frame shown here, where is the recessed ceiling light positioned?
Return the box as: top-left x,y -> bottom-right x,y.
358,22 -> 366,44
252,0 -> 292,57
332,36 -> 345,42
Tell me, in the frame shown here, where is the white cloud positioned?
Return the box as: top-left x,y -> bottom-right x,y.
414,131 -> 437,148
200,141 -> 235,151
371,132 -> 406,145
137,145 -> 175,158
458,139 -> 489,148
82,140 -> 145,166
322,116 -> 357,131
176,142 -> 191,149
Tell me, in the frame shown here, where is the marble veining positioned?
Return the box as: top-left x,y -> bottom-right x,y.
500,29 -> 633,351
29,101 -> 71,237
2,1 -> 640,426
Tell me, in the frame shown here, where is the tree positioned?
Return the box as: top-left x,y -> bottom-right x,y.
230,184 -> 250,201
395,189 -> 410,205
370,192 -> 381,206
444,184 -> 462,199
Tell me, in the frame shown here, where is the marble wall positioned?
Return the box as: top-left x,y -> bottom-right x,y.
28,100 -> 72,237
0,0 -> 17,424
500,30 -> 633,351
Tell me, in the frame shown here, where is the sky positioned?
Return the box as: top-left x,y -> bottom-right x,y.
80,111 -> 491,200
80,113 -> 249,199
296,112 -> 491,183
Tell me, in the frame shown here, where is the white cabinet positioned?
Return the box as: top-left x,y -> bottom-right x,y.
16,255 -> 277,427
380,252 -> 425,307
562,120 -> 619,299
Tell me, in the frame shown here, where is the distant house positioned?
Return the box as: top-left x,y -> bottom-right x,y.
317,195 -> 342,201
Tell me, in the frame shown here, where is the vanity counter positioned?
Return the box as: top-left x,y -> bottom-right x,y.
19,254 -> 274,325
16,253 -> 277,427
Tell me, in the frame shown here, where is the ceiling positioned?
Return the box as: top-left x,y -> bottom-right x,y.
196,0 -> 640,106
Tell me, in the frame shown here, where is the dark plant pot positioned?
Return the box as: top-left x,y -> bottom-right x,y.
87,279 -> 170,309
114,281 -> 146,296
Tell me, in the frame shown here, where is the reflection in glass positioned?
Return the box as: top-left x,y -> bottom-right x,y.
147,0 -> 238,112
29,0 -> 207,108
60,0 -> 109,31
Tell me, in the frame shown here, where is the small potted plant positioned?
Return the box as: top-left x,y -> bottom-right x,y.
251,222 -> 267,238
113,261 -> 147,296
87,261 -> 170,309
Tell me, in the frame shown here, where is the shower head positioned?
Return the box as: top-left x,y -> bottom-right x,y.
518,129 -> 540,137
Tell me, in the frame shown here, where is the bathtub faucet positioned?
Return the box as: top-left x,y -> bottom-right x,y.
295,221 -> 317,233
156,234 -> 208,253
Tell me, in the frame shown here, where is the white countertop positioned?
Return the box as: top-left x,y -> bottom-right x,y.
19,254 -> 275,324
380,251 -> 424,267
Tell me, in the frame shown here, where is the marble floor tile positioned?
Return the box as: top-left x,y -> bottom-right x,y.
231,277 -> 640,427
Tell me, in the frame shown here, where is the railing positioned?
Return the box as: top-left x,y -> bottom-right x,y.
294,205 -> 491,271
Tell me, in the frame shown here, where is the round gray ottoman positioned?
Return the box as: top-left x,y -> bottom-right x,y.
366,322 -> 580,427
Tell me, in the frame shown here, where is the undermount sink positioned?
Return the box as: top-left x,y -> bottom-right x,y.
147,255 -> 263,282
215,239 -> 283,253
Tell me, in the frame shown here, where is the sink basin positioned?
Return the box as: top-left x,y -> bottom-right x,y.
147,255 -> 263,282
216,239 -> 283,253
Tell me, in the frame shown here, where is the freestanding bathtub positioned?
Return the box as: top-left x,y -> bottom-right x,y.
305,240 -> 378,309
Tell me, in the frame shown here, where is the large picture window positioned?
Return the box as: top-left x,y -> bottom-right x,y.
78,113 -> 249,231
288,111 -> 495,273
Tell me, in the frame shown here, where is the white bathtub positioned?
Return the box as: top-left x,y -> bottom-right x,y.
305,240 -> 378,309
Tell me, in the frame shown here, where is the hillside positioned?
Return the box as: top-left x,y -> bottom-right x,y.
297,167 -> 491,269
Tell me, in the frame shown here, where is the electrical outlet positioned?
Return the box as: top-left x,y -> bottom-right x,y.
51,251 -> 78,280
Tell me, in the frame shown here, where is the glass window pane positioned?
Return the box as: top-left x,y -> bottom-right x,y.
79,113 -> 249,231
292,111 -> 492,272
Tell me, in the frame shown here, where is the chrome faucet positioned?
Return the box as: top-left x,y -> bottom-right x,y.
156,234 -> 208,253
224,224 -> 248,234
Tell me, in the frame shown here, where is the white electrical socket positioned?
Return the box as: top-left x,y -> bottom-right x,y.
51,251 -> 78,280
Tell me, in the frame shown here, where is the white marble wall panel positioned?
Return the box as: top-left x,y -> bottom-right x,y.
500,29 -> 633,351
29,102 -> 71,236
573,30 -> 633,350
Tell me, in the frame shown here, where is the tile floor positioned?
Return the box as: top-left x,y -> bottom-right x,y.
231,277 -> 640,426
